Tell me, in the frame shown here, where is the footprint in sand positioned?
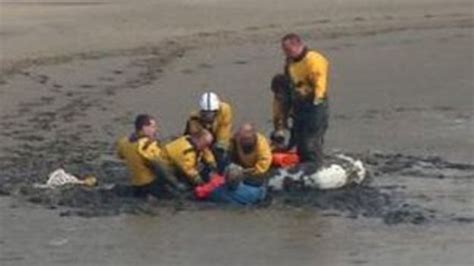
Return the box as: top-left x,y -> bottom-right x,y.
26,73 -> 49,85
233,60 -> 248,65
181,69 -> 194,74
334,114 -> 351,120
431,106 -> 454,112
79,84 -> 95,89
105,88 -> 116,96
40,96 -> 55,104
17,106 -> 31,115
313,19 -> 331,24
98,77 -> 115,82
38,74 -> 49,84
244,26 -> 260,31
326,46 -> 341,51
342,43 -> 356,48
197,63 -> 213,69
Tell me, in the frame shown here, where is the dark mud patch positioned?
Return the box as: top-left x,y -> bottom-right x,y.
361,152 -> 474,179
383,206 -> 433,225
2,152 -> 472,225
19,184 -> 164,217
270,183 -> 435,225
451,217 -> 474,224
12,181 -> 219,218
353,17 -> 366,22
1,177 -> 435,225
197,63 -> 213,69
233,60 -> 248,65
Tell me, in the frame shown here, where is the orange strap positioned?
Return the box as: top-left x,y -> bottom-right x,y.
272,152 -> 300,168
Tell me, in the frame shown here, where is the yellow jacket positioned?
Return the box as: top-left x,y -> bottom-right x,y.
230,133 -> 272,176
161,136 -> 216,183
287,49 -> 329,102
186,101 -> 233,149
117,135 -> 162,186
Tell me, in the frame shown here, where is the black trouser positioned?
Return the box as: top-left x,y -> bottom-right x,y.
291,101 -> 329,167
132,178 -> 169,198
133,164 -> 183,198
211,145 -> 230,174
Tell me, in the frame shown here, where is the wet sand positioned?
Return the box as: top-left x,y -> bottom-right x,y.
1,0 -> 472,65
1,196 -> 473,266
1,0 -> 474,265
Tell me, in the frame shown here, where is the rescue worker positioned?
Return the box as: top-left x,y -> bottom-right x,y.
184,92 -> 233,172
280,33 -> 330,168
117,114 -> 181,198
211,123 -> 272,205
270,73 -> 292,152
161,129 -> 217,187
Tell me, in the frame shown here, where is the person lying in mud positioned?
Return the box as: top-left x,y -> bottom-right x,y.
116,114 -> 183,198
184,92 -> 233,173
276,33 -> 330,169
160,129 -> 217,188
210,123 -> 272,205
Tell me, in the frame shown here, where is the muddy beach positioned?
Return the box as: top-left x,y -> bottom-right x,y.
1,0 -> 474,265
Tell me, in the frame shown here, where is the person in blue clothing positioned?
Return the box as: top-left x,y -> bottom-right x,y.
211,123 -> 272,205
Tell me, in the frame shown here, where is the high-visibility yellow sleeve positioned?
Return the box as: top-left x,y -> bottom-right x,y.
137,138 -> 162,162
215,103 -> 233,149
307,52 -> 329,101
202,148 -> 217,168
178,152 -> 199,179
251,136 -> 273,175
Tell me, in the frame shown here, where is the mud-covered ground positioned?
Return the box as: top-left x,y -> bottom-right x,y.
1,1 -> 473,265
0,24 -> 472,225
1,151 -> 473,225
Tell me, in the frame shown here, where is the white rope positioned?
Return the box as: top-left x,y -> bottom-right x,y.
34,168 -> 83,189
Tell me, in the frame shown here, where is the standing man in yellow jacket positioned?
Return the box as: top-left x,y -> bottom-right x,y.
117,114 -> 182,198
161,129 -> 217,187
211,123 -> 272,205
280,33 -> 330,168
185,92 -> 233,172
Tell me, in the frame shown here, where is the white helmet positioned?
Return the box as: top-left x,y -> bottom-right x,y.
199,92 -> 220,111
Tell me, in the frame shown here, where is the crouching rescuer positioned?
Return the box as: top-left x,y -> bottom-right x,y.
116,114 -> 183,198
184,92 -> 233,173
210,123 -> 272,205
160,129 -> 217,188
